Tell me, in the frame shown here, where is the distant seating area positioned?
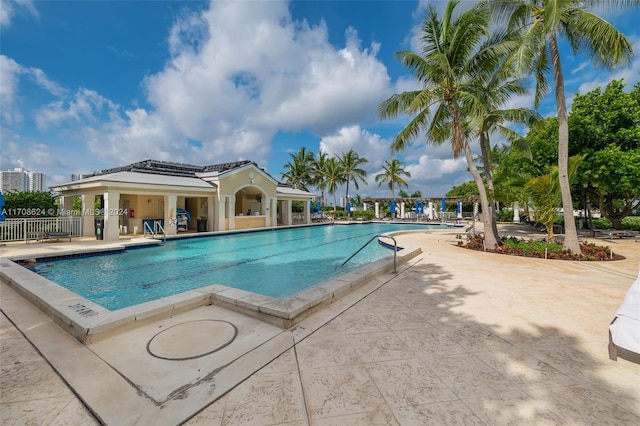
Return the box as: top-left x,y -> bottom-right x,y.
27,231 -> 72,244
593,230 -> 639,240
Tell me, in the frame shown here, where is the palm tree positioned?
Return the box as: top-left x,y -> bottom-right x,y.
310,151 -> 329,207
375,159 -> 410,199
339,149 -> 368,215
483,0 -> 637,253
476,70 -> 541,237
378,1 -> 510,249
321,157 -> 346,219
282,147 -> 314,190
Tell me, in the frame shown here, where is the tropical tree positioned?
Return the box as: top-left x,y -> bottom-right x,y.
398,190 -> 422,198
2,191 -> 57,218
339,149 -> 368,215
374,159 -> 410,199
524,155 -> 584,242
378,1 -> 510,249
321,157 -> 346,219
310,150 -> 329,207
483,0 -> 637,253
282,147 -> 314,190
474,66 -> 540,236
569,80 -> 640,228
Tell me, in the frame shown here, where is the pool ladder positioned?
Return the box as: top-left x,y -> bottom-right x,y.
339,234 -> 398,273
143,220 -> 166,242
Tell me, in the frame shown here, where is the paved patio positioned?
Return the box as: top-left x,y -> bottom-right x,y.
1,224 -> 639,425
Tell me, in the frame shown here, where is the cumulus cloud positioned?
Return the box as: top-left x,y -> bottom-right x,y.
0,55 -> 67,126
36,89 -> 117,129
87,0 -> 391,168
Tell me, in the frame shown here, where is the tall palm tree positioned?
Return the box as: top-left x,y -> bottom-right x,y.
375,159 -> 411,199
339,149 -> 368,214
321,157 -> 346,219
378,1 -> 509,249
282,147 -> 314,190
483,0 -> 637,253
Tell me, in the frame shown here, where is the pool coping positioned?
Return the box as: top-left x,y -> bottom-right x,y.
0,230 -> 425,344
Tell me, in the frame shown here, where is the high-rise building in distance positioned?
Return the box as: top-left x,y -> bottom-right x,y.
0,168 -> 47,193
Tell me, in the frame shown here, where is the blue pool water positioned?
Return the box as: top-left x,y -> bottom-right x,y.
42,223 -> 450,311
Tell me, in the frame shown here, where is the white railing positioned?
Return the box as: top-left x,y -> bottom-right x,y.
0,217 -> 83,243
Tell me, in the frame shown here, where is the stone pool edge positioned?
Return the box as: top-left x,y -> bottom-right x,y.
0,237 -> 422,344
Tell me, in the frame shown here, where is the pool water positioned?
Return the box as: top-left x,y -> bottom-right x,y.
42,223 -> 448,310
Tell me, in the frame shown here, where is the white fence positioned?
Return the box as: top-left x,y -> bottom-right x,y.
0,217 -> 83,243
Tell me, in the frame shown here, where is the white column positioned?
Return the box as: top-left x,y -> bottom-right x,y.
513,201 -> 520,222
375,202 -> 380,219
428,202 -> 434,220
400,202 -> 405,219
60,196 -> 74,216
226,195 -> 235,230
205,195 -> 214,232
268,197 -> 276,227
305,199 -> 311,224
283,200 -> 292,225
214,195 -> 225,231
103,191 -> 121,241
81,194 -> 95,237
165,195 -> 177,236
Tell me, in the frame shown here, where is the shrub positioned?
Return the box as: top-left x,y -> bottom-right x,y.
463,236 -> 624,261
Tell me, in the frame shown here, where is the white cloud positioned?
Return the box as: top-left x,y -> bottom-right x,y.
36,89 -> 116,129
0,0 -> 37,28
0,55 -> 23,125
80,0 -> 392,168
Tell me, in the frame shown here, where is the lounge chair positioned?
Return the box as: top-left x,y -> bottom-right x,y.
609,271 -> 640,364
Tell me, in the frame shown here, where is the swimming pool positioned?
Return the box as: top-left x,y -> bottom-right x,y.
41,223 -> 449,311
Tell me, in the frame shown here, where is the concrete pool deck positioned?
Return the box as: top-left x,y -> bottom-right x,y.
1,224 -> 639,425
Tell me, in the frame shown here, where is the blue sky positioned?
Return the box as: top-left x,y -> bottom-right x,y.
2,0 -> 639,199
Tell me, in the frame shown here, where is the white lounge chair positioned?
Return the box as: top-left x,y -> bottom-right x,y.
609,270 -> 640,364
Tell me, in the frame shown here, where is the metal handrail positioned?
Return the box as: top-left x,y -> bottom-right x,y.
143,220 -> 166,242
339,234 -> 398,273
155,221 -> 166,242
143,221 -> 154,236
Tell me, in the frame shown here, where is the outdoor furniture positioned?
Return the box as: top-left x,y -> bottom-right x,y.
37,231 -> 72,243
609,271 -> 640,364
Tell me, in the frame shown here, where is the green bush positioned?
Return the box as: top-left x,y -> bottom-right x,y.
503,237 -> 564,254
496,209 -> 514,222
352,210 -> 374,220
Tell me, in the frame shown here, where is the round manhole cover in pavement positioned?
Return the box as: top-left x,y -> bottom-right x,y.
147,319 -> 238,360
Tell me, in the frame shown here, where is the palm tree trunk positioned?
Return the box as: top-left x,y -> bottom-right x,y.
479,132 -> 499,238
464,143 -> 498,249
549,33 -> 581,254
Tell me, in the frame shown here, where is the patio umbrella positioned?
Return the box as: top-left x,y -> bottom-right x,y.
415,201 -> 419,214
390,199 -> 396,214
346,201 -> 351,214
457,200 -> 462,219
419,201 -> 424,214
441,197 -> 446,214
310,200 -> 314,213
317,200 -> 322,214
0,192 -> 5,221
